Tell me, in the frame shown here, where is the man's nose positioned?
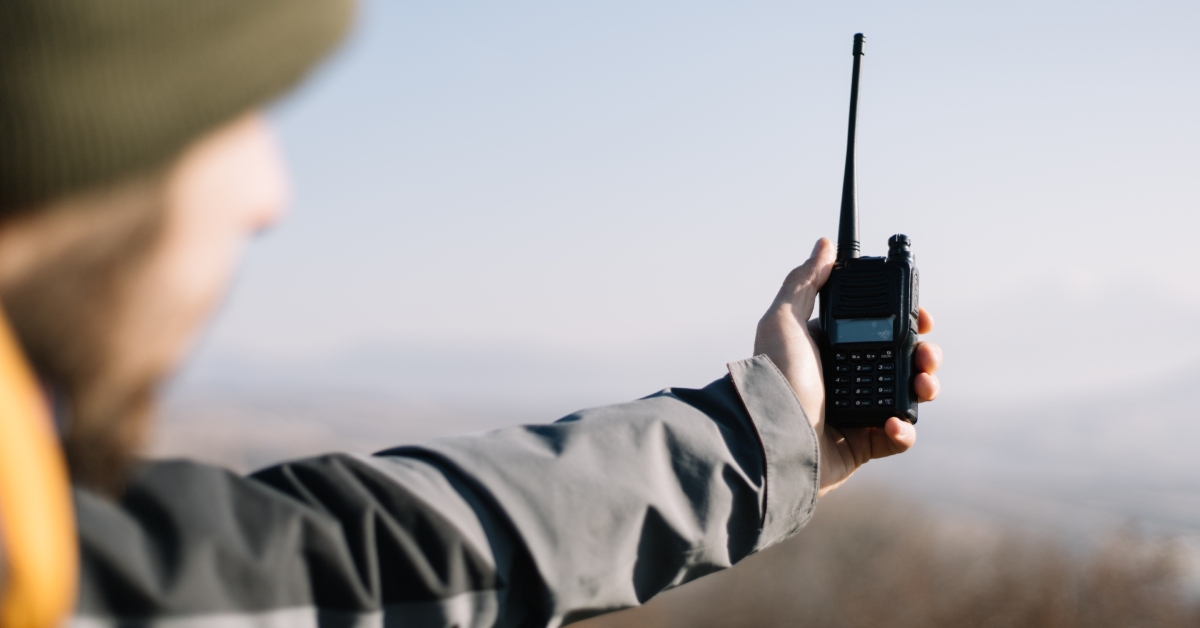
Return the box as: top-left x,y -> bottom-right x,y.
241,117 -> 291,234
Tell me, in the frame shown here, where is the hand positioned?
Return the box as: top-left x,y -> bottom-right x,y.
754,238 -> 942,497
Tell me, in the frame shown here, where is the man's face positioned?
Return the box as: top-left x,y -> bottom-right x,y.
0,113 -> 288,491
116,114 -> 289,402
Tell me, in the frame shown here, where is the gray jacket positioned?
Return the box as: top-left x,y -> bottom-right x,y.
72,355 -> 818,628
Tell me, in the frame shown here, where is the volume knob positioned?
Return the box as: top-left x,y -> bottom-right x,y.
887,234 -> 912,261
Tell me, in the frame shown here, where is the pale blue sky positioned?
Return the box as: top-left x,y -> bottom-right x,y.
179,0 -> 1200,407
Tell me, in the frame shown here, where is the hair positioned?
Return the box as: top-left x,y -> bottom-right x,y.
0,171 -> 169,495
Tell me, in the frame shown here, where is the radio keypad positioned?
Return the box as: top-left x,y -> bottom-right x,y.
833,346 -> 901,411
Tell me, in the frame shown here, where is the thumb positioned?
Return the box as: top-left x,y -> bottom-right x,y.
776,238 -> 836,321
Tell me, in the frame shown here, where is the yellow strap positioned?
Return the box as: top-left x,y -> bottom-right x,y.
0,305 -> 77,628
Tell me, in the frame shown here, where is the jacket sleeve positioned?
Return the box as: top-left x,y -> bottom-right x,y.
72,356 -> 819,628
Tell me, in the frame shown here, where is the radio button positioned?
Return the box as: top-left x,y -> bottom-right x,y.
854,387 -> 872,395
834,352 -> 848,361
877,386 -> 895,394
878,363 -> 896,371
834,376 -> 852,384
877,374 -> 895,383
864,352 -> 878,361
877,398 -> 894,406
854,375 -> 873,384
855,364 -> 874,372
835,365 -> 851,373
834,399 -> 851,407
880,349 -> 894,360
853,399 -> 873,408
849,352 -> 863,361
834,388 -> 850,396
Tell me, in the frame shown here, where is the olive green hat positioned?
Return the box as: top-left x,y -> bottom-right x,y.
0,0 -> 354,213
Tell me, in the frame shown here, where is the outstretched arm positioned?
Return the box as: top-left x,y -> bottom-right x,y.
73,358 -> 819,628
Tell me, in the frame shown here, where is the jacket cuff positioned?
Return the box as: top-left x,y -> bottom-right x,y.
727,355 -> 819,550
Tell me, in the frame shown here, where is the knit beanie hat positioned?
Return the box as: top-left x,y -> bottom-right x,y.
0,0 -> 354,214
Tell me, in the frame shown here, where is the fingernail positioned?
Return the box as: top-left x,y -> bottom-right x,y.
811,239 -> 824,256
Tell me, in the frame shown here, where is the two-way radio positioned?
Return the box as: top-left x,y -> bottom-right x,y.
818,33 -> 920,428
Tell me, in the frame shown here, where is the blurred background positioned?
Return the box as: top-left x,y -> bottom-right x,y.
155,0 -> 1200,625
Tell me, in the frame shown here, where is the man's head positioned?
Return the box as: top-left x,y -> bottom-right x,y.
0,115 -> 286,492
0,1 -> 352,493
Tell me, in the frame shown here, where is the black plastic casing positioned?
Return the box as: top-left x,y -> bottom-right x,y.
818,235 -> 919,428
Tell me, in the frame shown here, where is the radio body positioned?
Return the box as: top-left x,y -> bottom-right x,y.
818,236 -> 918,427
815,33 -> 921,429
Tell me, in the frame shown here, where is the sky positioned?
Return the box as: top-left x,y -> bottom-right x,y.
175,0 -> 1200,412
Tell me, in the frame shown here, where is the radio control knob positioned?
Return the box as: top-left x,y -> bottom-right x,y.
887,234 -> 913,262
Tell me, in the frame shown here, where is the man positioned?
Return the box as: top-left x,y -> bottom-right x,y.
0,2 -> 942,627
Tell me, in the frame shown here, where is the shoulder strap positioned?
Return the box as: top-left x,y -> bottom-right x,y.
0,305 -> 77,628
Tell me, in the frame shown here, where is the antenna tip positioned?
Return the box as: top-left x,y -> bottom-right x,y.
853,33 -> 865,56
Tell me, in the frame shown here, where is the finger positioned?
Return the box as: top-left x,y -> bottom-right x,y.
914,372 -> 940,402
914,342 -> 942,374
883,417 -> 916,454
776,238 -> 836,321
865,417 -> 916,458
807,317 -> 820,337
918,307 -> 934,334
780,237 -> 835,292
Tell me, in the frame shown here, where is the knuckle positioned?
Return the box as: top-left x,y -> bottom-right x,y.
784,263 -> 813,287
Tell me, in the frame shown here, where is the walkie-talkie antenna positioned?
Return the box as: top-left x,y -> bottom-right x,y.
837,33 -> 865,262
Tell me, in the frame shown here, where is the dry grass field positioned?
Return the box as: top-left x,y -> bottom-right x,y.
584,488 -> 1200,628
